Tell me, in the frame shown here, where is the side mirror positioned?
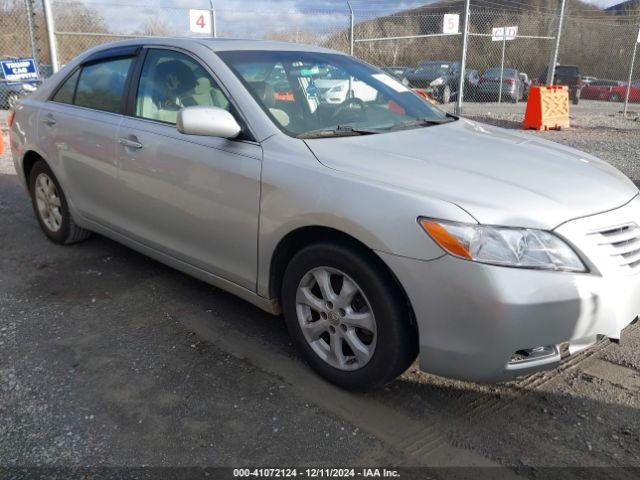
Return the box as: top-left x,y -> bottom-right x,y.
176,106 -> 241,138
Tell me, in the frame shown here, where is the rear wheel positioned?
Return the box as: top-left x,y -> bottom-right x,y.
281,242 -> 418,391
609,92 -> 622,103
29,160 -> 91,245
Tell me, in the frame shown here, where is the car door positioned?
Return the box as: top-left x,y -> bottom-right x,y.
116,47 -> 262,290
38,48 -> 138,228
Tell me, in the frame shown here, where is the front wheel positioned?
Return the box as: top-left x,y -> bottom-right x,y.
281,242 -> 418,391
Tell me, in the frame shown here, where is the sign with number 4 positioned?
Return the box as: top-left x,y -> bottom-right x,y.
189,9 -> 212,34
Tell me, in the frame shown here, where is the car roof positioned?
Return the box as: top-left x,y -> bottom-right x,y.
81,37 -> 341,55
421,60 -> 458,64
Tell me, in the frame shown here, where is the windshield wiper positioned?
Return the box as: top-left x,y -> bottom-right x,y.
388,115 -> 457,131
297,125 -> 380,139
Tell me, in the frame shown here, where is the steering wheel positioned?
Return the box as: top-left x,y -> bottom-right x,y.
331,97 -> 367,123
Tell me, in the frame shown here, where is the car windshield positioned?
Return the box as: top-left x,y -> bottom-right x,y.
556,66 -> 579,76
484,68 -> 517,79
219,50 -> 453,138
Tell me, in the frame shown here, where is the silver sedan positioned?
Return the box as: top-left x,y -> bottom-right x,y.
9,38 -> 640,390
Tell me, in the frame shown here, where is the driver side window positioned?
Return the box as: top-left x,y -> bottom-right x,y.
135,49 -> 230,125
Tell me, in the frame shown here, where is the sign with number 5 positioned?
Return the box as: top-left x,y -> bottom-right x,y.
189,9 -> 212,34
442,14 -> 460,34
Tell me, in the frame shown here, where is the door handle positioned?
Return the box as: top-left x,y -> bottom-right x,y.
118,137 -> 144,150
41,115 -> 56,126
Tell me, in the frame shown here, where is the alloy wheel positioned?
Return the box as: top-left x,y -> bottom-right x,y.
34,173 -> 63,232
295,267 -> 377,371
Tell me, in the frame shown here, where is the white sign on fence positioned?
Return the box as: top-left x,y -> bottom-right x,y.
492,26 -> 518,41
442,14 -> 460,34
189,9 -> 212,34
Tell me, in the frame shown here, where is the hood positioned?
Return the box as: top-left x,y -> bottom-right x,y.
304,119 -> 638,230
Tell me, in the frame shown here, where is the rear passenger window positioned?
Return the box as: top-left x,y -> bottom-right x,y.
135,49 -> 230,125
52,69 -> 80,104
74,57 -> 133,114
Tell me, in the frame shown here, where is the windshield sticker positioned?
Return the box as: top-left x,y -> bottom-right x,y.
372,73 -> 410,93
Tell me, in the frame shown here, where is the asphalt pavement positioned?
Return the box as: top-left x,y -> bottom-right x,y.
1,104 -> 639,478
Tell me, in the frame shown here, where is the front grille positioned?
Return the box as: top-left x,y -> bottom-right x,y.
591,223 -> 640,273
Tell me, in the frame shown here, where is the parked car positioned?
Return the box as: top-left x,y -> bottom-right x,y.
0,68 -> 40,109
539,65 -> 582,105
314,66 -> 378,104
10,38 -> 640,390
380,66 -> 413,80
477,67 -> 524,102
607,80 -> 640,103
403,61 -> 460,103
581,79 -> 625,101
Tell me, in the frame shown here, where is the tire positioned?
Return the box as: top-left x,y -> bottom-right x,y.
440,85 -> 451,104
281,242 -> 418,391
609,93 -> 622,103
29,159 -> 91,245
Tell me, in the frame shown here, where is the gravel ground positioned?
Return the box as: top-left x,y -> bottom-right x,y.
1,103 -> 640,477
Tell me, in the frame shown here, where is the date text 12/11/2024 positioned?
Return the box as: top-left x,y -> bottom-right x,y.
232,468 -> 401,478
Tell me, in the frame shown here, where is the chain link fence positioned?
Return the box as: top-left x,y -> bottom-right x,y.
0,0 -> 45,108
1,0 -> 640,118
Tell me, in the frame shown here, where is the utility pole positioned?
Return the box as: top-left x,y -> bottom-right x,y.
209,0 -> 217,38
623,20 -> 640,116
42,0 -> 59,73
455,0 -> 471,115
547,0 -> 566,85
347,1 -> 354,56
24,0 -> 39,67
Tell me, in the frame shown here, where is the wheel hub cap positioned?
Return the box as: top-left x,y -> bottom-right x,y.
34,173 -> 63,233
295,267 -> 377,371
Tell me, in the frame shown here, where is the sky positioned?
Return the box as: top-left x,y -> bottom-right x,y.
69,0 -> 632,38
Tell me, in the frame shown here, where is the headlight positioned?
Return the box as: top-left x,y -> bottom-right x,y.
22,83 -> 37,92
430,77 -> 445,87
418,218 -> 586,272
402,77 -> 410,86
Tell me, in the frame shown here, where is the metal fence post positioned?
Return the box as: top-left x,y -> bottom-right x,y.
455,0 -> 471,115
623,20 -> 640,116
546,0 -> 566,85
347,1 -> 354,56
24,0 -> 39,68
42,0 -> 59,73
209,0 -> 217,38
498,26 -> 506,103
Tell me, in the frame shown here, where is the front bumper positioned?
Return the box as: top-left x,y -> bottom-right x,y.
378,197 -> 640,382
